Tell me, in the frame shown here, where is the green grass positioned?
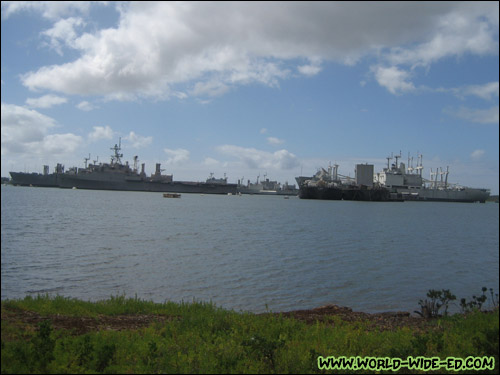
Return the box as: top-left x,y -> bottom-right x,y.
1,295 -> 498,374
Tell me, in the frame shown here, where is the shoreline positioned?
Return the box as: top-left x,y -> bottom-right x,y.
1,300 -> 464,334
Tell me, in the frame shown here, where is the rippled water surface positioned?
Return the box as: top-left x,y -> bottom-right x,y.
1,185 -> 498,313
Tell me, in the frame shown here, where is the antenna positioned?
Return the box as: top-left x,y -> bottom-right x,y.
386,153 -> 393,170
84,153 -> 91,168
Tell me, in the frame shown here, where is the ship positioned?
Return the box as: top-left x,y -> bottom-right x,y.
297,153 -> 490,203
374,152 -> 490,203
297,164 -> 397,201
9,164 -> 64,187
9,140 -> 238,195
237,174 -> 299,195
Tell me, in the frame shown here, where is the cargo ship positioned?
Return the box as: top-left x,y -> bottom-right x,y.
374,153 -> 490,203
296,153 -> 490,203
297,164 -> 397,201
9,140 -> 238,195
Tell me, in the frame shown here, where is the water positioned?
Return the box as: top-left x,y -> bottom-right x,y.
1,185 -> 498,314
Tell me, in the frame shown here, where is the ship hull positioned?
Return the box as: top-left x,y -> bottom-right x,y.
341,187 -> 392,201
9,172 -> 59,187
396,187 -> 489,203
58,173 -> 238,194
299,185 -> 343,200
238,187 -> 299,195
299,185 -> 394,201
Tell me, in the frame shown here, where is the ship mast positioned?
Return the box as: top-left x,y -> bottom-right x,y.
84,154 -> 90,168
110,137 -> 123,165
386,153 -> 393,171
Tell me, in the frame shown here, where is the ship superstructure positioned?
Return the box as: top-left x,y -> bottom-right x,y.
374,152 -> 490,203
298,164 -> 394,201
238,174 -> 298,195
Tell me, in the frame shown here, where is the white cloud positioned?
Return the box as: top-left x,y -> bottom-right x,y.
1,103 -> 82,156
373,66 -> 415,95
267,137 -> 285,145
470,149 -> 485,160
460,82 -> 499,101
41,133 -> 83,154
217,145 -> 299,170
297,58 -> 322,76
88,125 -> 114,142
76,101 -> 96,111
191,80 -> 229,98
386,3 -> 499,68
1,1 -> 94,20
164,148 -> 190,165
260,128 -> 268,134
41,17 -> 85,55
446,105 -> 499,124
25,94 -> 67,108
124,131 -> 153,149
203,157 -> 220,166
17,2 -> 498,100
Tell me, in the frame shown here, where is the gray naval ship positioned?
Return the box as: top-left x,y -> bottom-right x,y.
9,164 -> 61,188
237,174 -> 299,195
10,140 -> 238,195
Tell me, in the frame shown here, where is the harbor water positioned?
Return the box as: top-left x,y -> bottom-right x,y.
1,185 -> 498,314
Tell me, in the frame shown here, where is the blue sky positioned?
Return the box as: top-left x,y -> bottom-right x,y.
1,2 -> 499,193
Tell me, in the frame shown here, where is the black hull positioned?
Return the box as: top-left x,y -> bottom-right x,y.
341,187 -> 391,201
299,185 -> 393,201
299,185 -> 343,200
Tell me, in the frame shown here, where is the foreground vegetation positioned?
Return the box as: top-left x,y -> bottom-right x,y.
1,294 -> 498,374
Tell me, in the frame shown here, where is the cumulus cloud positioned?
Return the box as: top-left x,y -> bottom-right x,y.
25,94 -> 67,108
16,2 -> 499,100
1,103 -> 82,156
124,131 -> 153,149
1,1 -> 94,20
217,145 -> 299,170
460,82 -> 499,101
267,137 -> 285,145
386,3 -> 499,68
88,125 -> 114,142
203,157 -> 220,167
372,66 -> 415,95
445,106 -> 499,124
164,148 -> 190,165
76,101 -> 96,111
470,149 -> 485,160
41,17 -> 85,55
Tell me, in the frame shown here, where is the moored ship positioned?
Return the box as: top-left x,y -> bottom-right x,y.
296,153 -> 490,203
237,174 -> 299,195
10,164 -> 64,187
297,164 -> 396,201
9,140 -> 238,195
374,152 -> 490,203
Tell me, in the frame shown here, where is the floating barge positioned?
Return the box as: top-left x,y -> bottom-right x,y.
163,193 -> 181,198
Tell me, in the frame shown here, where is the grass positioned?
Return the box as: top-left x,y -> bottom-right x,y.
1,294 -> 498,374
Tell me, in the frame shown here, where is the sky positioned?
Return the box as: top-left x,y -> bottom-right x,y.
1,2 -> 499,193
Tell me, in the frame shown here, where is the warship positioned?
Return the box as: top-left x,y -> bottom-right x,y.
237,174 -> 299,195
10,140 -> 238,195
